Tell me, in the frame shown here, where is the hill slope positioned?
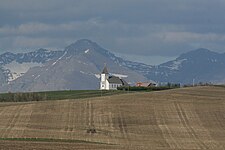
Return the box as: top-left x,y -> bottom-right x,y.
0,86 -> 225,149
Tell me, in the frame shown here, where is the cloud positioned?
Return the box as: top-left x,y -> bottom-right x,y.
1,0 -> 225,61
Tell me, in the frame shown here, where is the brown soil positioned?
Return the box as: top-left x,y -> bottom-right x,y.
0,86 -> 225,149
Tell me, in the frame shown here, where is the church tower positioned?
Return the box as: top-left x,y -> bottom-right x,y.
100,65 -> 109,90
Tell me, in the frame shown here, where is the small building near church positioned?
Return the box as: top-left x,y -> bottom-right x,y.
136,81 -> 157,87
100,66 -> 129,90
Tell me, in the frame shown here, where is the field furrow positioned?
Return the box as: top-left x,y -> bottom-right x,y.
0,86 -> 225,149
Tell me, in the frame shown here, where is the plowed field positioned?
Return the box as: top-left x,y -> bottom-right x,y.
0,86 -> 225,149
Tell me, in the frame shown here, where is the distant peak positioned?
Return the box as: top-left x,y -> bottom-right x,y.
35,48 -> 50,53
66,39 -> 98,49
185,48 -> 212,55
195,48 -> 210,52
2,52 -> 14,55
1,52 -> 15,57
179,48 -> 219,59
65,39 -> 104,55
70,39 -> 98,47
182,48 -> 215,55
76,39 -> 93,43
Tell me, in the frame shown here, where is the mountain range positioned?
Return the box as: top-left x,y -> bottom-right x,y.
0,39 -> 147,92
0,39 -> 225,92
144,48 -> 225,84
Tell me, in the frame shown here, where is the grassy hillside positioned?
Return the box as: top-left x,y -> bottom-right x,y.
0,90 -> 128,102
0,86 -> 225,149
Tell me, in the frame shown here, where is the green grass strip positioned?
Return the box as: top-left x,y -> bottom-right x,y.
0,90 -> 129,102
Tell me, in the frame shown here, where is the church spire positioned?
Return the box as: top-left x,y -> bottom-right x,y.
102,64 -> 109,74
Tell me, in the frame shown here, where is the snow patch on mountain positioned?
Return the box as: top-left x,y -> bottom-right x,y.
34,74 -> 41,80
165,59 -> 187,70
52,51 -> 67,66
3,61 -> 43,82
85,49 -> 90,54
80,71 -> 94,76
210,59 -> 218,63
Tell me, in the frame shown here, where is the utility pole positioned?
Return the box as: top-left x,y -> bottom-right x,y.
192,78 -> 195,87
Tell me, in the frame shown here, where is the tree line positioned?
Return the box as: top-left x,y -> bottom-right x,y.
117,83 -> 181,91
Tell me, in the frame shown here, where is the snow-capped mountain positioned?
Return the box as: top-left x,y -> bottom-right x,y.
0,49 -> 63,65
1,40 -> 225,92
0,49 -> 63,83
112,48 -> 225,85
134,48 -> 225,84
0,39 -> 147,92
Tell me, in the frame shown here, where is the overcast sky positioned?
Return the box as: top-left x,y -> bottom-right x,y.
1,0 -> 225,65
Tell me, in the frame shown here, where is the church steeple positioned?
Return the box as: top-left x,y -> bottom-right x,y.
100,64 -> 109,90
102,64 -> 109,74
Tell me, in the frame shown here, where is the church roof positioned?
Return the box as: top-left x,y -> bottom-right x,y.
121,79 -> 129,86
108,76 -> 121,84
102,66 -> 109,74
108,76 -> 129,86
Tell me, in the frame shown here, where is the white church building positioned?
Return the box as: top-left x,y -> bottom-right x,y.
100,66 -> 129,90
